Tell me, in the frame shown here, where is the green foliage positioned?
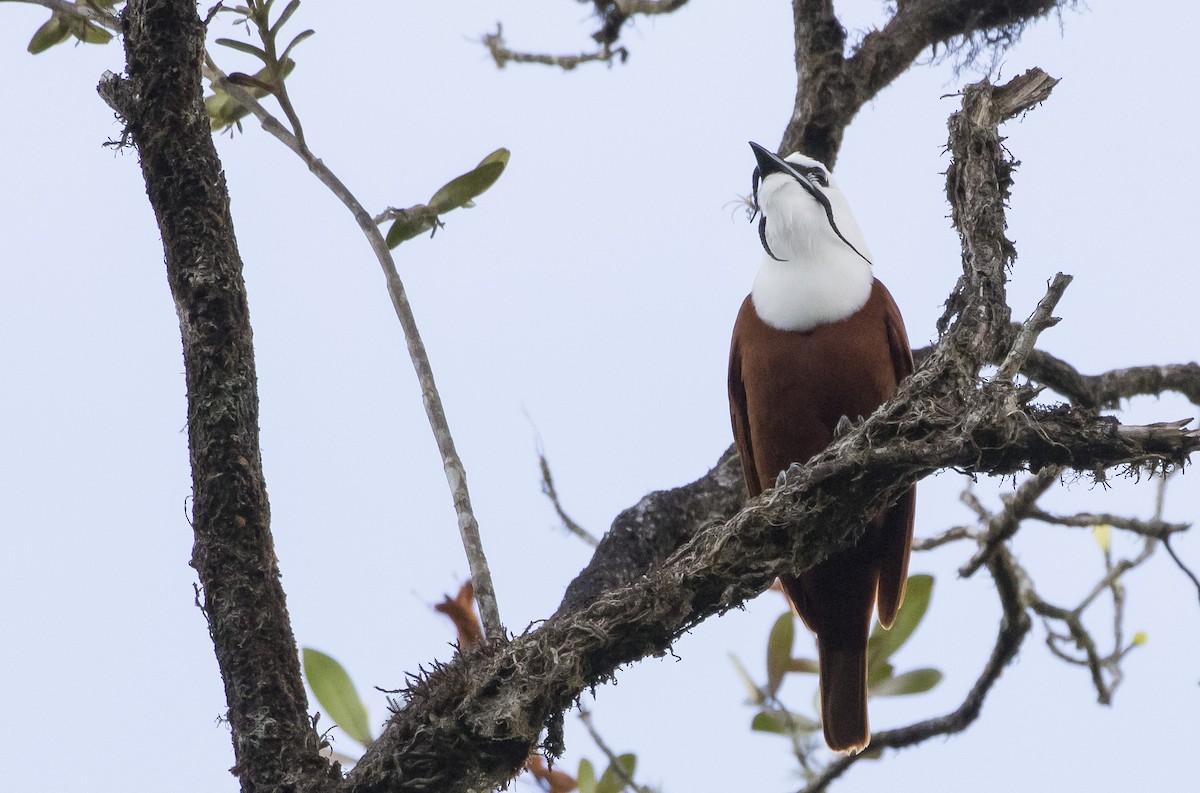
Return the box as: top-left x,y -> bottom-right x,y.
24,9 -> 114,55
765,611 -> 794,697
864,574 -> 940,697
866,573 -> 932,671
204,0 -> 313,131
576,753 -> 640,793
869,667 -> 943,697
301,647 -> 373,747
728,653 -> 766,706
205,59 -> 296,131
26,15 -> 69,54
737,574 -> 942,752
576,759 -> 597,793
751,708 -> 820,735
385,148 -> 511,248
596,753 -> 637,793
428,148 -> 510,213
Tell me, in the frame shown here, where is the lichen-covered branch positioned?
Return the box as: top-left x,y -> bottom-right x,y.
339,72 -> 1198,793
97,3 -> 338,792
783,0 -> 1069,165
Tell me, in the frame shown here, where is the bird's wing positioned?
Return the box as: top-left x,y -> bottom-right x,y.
728,309 -> 760,495
876,285 -> 916,628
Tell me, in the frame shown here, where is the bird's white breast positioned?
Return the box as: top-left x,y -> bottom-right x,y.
751,256 -> 874,332
750,168 -> 875,332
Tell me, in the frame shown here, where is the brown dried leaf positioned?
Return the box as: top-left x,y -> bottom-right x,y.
433,580 -> 484,649
526,754 -> 578,793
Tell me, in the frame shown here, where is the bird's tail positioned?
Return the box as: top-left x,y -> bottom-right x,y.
780,571 -> 873,754
816,631 -> 870,754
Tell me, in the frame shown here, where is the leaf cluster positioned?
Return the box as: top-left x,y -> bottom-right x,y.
207,0 -> 313,131
15,0 -> 120,54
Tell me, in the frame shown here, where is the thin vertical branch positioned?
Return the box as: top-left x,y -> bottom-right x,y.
200,62 -> 504,640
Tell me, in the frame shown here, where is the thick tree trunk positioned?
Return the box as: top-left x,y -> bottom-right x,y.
100,3 -> 337,792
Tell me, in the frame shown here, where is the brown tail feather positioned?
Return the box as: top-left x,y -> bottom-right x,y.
817,634 -> 870,754
780,567 -> 875,754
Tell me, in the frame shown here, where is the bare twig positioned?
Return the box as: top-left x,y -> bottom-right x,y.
1152,472 -> 1200,605
614,0 -> 689,14
912,525 -> 977,551
993,273 -> 1071,382
1163,537 -> 1200,605
578,708 -> 655,793
539,448 -> 599,547
482,23 -> 627,71
959,465 -> 1061,577
199,62 -> 504,639
1027,508 -> 1189,540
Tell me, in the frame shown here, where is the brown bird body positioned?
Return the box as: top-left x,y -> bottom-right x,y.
729,144 -> 915,753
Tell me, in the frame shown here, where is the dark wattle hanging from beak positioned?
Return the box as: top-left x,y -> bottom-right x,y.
747,141 -> 872,266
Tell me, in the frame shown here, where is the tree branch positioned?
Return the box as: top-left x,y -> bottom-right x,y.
800,543 -> 1033,792
199,61 -> 504,640
98,3 -> 337,792
782,0 -> 1068,164
482,23 -> 628,71
340,72 -> 1200,792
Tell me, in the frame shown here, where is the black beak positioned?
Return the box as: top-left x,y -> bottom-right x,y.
749,141 -> 822,205
746,141 -> 872,266
749,141 -> 791,180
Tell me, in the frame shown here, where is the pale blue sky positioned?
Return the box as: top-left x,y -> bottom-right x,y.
2,2 -> 1197,791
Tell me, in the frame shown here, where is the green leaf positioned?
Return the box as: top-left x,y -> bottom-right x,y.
869,667 -> 943,697
751,707 -> 821,735
866,660 -> 894,689
270,0 -> 301,37
302,648 -> 373,747
205,89 -> 252,130
427,147 -> 510,213
70,20 -> 112,45
204,60 -> 295,131
867,574 -> 933,668
788,656 -> 819,674
477,146 -> 511,169
750,711 -> 787,735
729,653 -> 765,706
765,611 -> 794,697
216,37 -> 270,63
385,208 -> 438,248
595,753 -> 636,793
28,15 -> 70,54
576,759 -> 597,793
859,744 -> 885,760
280,29 -> 315,63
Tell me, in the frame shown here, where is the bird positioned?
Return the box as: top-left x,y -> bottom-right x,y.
728,141 -> 916,754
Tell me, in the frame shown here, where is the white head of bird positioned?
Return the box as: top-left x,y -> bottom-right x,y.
747,141 -> 875,332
